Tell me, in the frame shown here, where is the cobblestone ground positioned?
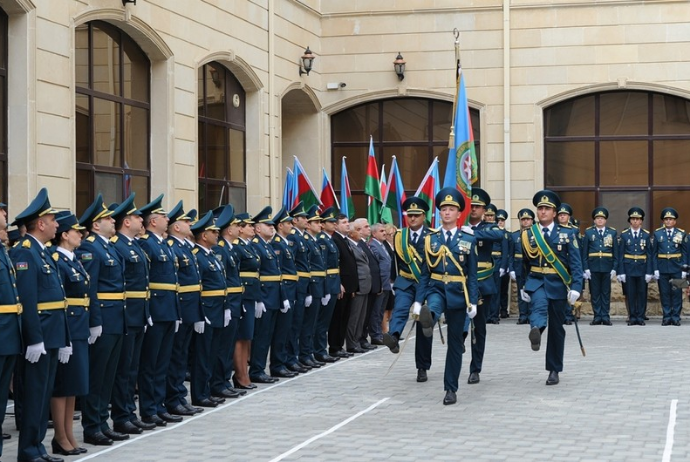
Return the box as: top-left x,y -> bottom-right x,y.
3,317 -> 688,461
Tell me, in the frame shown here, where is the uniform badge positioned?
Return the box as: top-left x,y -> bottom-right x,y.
458,240 -> 471,254
604,235 -> 613,247
557,245 -> 562,251
573,239 -> 579,249
673,233 -> 682,244
80,253 -> 93,261
16,262 -> 28,271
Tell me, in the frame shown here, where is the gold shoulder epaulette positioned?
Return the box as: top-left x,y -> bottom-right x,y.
52,252 -> 59,261
586,225 -> 595,230
428,227 -> 439,233
22,239 -> 31,248
232,239 -> 239,245
643,228 -> 649,233
141,233 -> 149,239
46,242 -> 52,247
290,229 -> 296,234
167,239 -> 174,246
304,234 -> 310,240
192,248 -> 199,254
86,235 -> 96,242
252,238 -> 259,243
274,236 -> 281,242
110,235 -> 119,243
656,226 -> 665,231
609,226 -> 616,231
12,241 -> 19,248
679,228 -> 685,233
218,240 -> 225,247
622,227 -> 630,234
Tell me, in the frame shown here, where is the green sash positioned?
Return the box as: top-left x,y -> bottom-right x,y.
477,266 -> 494,281
398,228 -> 422,282
530,224 -> 572,286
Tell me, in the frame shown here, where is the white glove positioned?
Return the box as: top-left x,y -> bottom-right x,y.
411,301 -> 422,317
460,225 -> 474,235
88,325 -> 103,345
645,274 -> 653,283
175,320 -> 181,333
194,321 -> 205,334
520,290 -> 531,303
509,271 -> 516,281
610,270 -> 617,280
683,272 -> 688,279
242,304 -> 247,313
391,288 -> 396,296
255,302 -> 266,318
321,294 -> 331,305
25,342 -> 46,363
281,300 -> 291,314
567,290 -> 580,305
467,304 -> 477,319
224,310 -> 231,327
618,274 -> 626,283
58,344 -> 72,364
147,316 -> 153,326
305,295 -> 313,307
583,270 -> 591,280
654,270 -> 660,280
499,268 -> 505,277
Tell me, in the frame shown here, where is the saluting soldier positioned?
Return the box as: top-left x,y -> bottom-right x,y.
77,194 -> 128,446
583,207 -> 618,325
520,190 -> 583,386
617,207 -> 653,326
509,208 -> 534,324
652,207 -> 689,326
424,188 -> 478,405
108,194 -> 152,436
313,207 -> 341,363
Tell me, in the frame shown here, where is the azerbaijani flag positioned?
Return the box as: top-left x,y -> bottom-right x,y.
292,157 -> 321,209
415,158 -> 441,227
320,168 -> 339,211
442,51 -> 477,225
364,136 -> 383,224
383,156 -> 407,227
283,168 -> 295,208
379,164 -> 393,224
340,157 -> 355,220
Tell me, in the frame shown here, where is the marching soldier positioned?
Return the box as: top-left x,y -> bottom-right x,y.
424,188 -> 478,405
520,190 -> 583,386
583,207 -> 618,325
617,207 -> 652,326
509,208 -> 534,324
652,207 -> 689,326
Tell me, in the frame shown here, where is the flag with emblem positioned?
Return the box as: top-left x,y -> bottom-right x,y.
292,156 -> 321,209
364,136 -> 383,224
320,168 -> 339,212
383,156 -> 407,227
379,164 -> 393,224
443,39 -> 477,225
340,157 -> 355,220
415,157 -> 441,228
283,167 -> 295,208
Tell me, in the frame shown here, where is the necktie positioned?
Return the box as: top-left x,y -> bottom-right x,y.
445,230 -> 452,246
634,232 -> 638,241
542,227 -> 549,240
599,229 -> 604,238
668,230 -> 673,241
412,232 -> 418,244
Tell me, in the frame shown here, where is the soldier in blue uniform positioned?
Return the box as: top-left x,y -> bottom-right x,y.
77,194 -> 128,446
652,207 -> 689,325
137,195 -> 181,427
459,187 -> 504,385
509,208 -> 534,324
424,188 -> 478,405
50,212 -> 88,456
382,197 -> 432,383
313,207 -> 342,363
301,206 -> 327,367
496,209 -> 511,319
582,207 -> 618,325
617,207 -> 653,326
520,190 -> 583,386
11,188 -> 70,462
107,194 -> 153,435
484,205 -> 509,323
556,203 -> 576,325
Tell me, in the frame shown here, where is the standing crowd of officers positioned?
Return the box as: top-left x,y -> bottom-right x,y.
0,184 -> 686,462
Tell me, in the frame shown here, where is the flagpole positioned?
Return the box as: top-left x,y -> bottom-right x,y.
449,28 -> 461,153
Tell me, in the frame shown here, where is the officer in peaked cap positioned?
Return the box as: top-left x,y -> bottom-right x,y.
186,209 -> 198,225
76,193 -> 129,445
583,206 -> 617,325
511,208 -> 535,324
403,196 -> 430,217
494,209 -> 511,320
653,206 -> 687,325
618,207 -> 652,326
138,194 -> 167,218
496,209 -> 508,222
558,203 -> 573,218
484,204 -> 497,221
289,201 -> 308,218
554,203 -> 576,325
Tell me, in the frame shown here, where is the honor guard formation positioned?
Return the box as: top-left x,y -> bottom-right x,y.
0,186 -> 687,461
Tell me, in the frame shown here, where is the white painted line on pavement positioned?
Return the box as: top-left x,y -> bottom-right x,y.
662,399 -> 678,462
268,397 -> 390,462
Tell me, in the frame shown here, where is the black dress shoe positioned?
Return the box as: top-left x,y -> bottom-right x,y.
83,431 -> 114,446
208,396 -> 226,404
644,315 -> 649,320
103,428 -> 130,441
131,418 -> 157,430
310,357 -> 326,366
529,327 -> 541,351
41,455 -> 65,462
297,360 -> 313,370
228,387 -> 247,396
212,388 -> 241,398
674,320 -> 681,326
638,321 -> 646,326
443,390 -> 457,405
416,369 -> 428,383
301,358 -> 322,368
419,305 -> 434,337
314,354 -> 338,363
360,342 -> 377,350
467,372 -> 480,384
662,320 -> 670,326
182,403 -> 204,414
271,368 -> 297,378
75,447 -> 88,454
192,398 -> 218,408
602,320 -> 612,326
590,320 -> 600,325
113,420 -> 144,434
332,349 -> 351,358
158,412 -> 183,423
382,332 -> 400,354
141,415 -> 167,427
546,371 -> 560,385
370,338 -> 385,345
233,376 -> 257,389
250,373 -> 279,383
287,363 -> 309,373
51,439 -> 80,456
346,346 -> 365,354
167,404 -> 197,416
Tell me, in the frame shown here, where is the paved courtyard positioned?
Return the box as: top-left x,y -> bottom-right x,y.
3,317 -> 688,461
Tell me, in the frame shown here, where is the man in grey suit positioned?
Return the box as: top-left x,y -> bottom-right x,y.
367,223 -> 392,345
345,221 -> 371,353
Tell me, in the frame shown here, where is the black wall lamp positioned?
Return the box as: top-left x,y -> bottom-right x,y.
393,52 -> 406,81
299,47 -> 315,76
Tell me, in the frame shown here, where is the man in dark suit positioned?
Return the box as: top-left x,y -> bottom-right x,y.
328,215 -> 358,358
354,218 -> 380,350
345,221 -> 371,353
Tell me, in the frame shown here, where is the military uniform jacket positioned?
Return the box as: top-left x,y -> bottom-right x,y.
139,233 -> 180,322
424,229 -> 479,308
521,225 -> 583,300
304,232 -> 326,299
252,236 -> 282,309
10,236 -> 69,349
471,221 -> 505,295
0,245 -> 23,355
54,249 -> 90,341
392,227 -> 430,304
111,233 -> 150,327
271,235 -> 297,303
235,238 -> 261,303
287,229 -> 311,295
617,228 -> 652,277
509,229 -> 524,278
76,234 -> 126,335
193,246 -> 227,328
168,237 -> 203,324
214,239 -> 243,318
317,232 -> 341,295
652,227 -> 689,275
582,226 -> 618,273
491,228 -> 510,272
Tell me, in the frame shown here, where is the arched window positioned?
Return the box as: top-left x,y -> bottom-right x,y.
545,91 -> 690,230
331,97 -> 480,217
0,9 -> 7,204
197,62 -> 246,213
75,21 -> 151,214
